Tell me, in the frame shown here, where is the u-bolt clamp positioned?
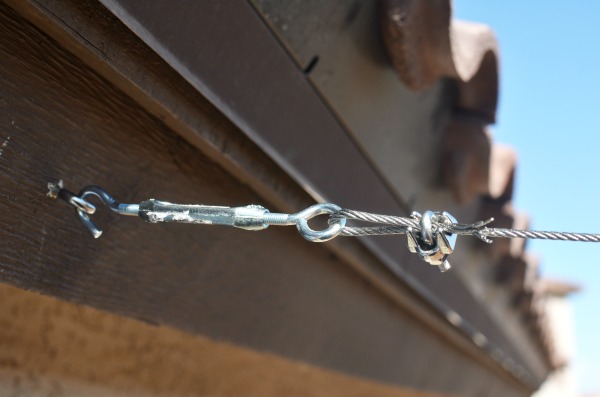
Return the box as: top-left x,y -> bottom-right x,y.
406,211 -> 458,272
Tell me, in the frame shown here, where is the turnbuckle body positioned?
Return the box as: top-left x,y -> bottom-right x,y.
138,200 -> 270,231
136,200 -> 345,242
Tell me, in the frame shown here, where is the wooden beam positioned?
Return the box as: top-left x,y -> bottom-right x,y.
0,282 -> 452,397
0,1 -> 535,395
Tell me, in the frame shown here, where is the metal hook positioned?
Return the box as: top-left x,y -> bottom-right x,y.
76,186 -> 139,237
49,182 -> 139,238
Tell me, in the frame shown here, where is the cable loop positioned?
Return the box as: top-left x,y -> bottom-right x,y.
294,204 -> 346,242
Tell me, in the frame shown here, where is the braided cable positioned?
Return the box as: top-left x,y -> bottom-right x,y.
333,209 -> 419,227
333,208 -> 600,243
340,226 -> 410,237
480,228 -> 600,242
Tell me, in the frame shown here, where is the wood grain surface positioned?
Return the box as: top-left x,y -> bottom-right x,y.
0,282 -> 452,397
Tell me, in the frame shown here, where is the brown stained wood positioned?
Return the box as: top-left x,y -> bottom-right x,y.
0,4 -> 530,396
5,2 -> 544,387
0,283 -> 451,397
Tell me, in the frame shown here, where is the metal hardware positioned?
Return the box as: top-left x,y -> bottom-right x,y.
49,181 -> 345,242
137,199 -> 345,242
48,182 -> 138,238
138,199 -> 270,230
260,203 -> 346,242
49,181 -> 600,271
406,211 -> 457,272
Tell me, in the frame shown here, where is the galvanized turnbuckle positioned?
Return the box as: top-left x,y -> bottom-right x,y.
406,211 -> 457,272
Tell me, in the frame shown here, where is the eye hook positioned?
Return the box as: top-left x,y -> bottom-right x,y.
289,203 -> 346,242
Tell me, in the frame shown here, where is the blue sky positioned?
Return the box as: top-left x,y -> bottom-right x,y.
453,1 -> 600,394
